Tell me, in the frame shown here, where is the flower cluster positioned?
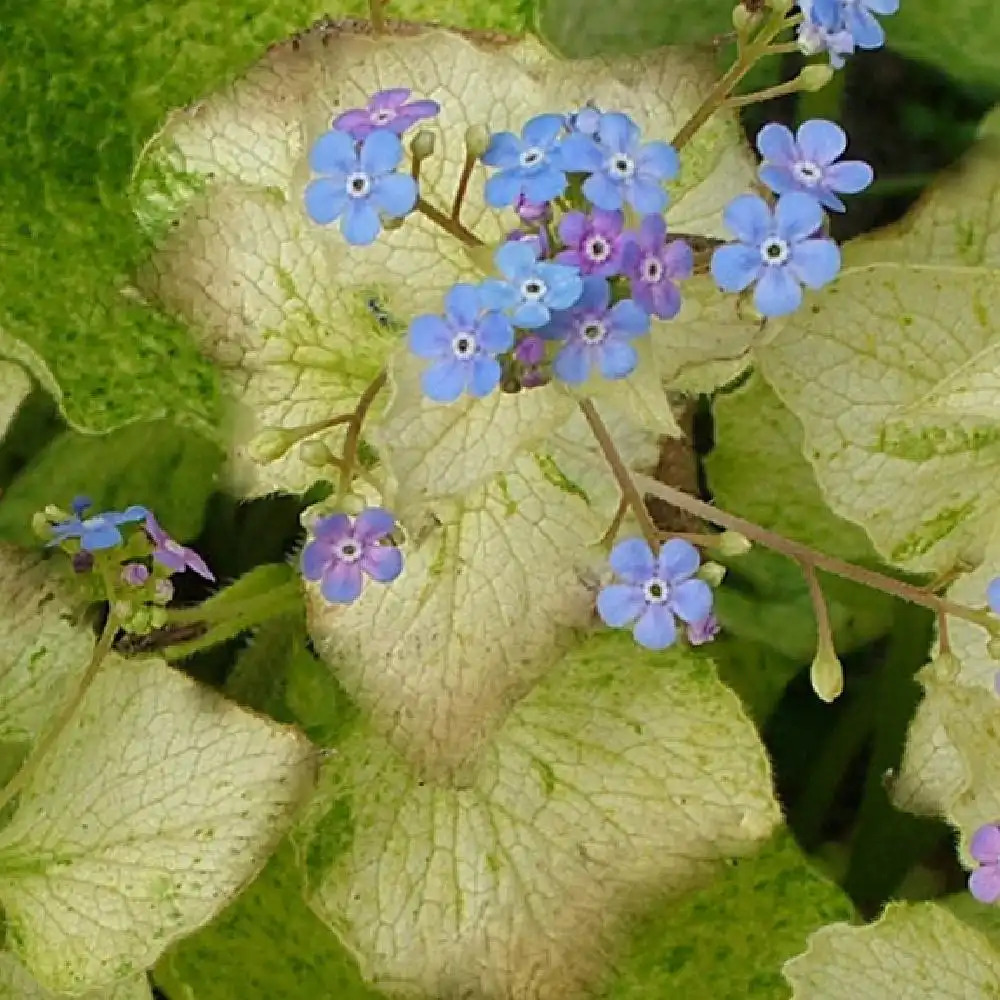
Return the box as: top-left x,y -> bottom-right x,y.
798,0 -> 899,69
38,497 -> 214,635
409,108 -> 692,402
304,88 -> 440,245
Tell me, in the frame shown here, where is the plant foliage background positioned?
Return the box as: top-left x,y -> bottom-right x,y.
3,0 -> 1000,998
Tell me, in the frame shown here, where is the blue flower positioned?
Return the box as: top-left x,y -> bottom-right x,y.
797,0 -> 856,67
50,504 -> 149,552
710,193 -> 841,317
539,276 -> 649,384
304,129 -> 418,246
559,112 -> 679,214
481,114 -> 569,209
988,577 -> 1000,615
757,120 -> 873,212
597,537 -> 713,651
479,240 -> 584,328
800,0 -> 897,63
565,103 -> 602,137
409,284 -> 515,402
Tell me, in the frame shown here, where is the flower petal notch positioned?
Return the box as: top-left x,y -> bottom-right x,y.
296,632 -> 779,999
0,655 -> 314,993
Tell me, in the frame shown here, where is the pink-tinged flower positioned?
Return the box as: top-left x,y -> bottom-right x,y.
556,209 -> 628,277
623,214 -> 693,319
144,514 -> 215,581
121,563 -> 150,587
301,508 -> 403,604
686,613 -> 720,646
969,823 -> 1000,903
515,193 -> 552,224
332,87 -> 440,140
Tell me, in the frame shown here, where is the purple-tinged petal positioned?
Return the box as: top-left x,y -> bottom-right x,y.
576,274 -> 611,312
657,537 -> 700,582
301,539 -> 333,580
969,865 -> 1000,904
687,614 -> 720,646
796,119 -> 847,165
627,177 -> 667,215
711,243 -> 762,293
409,314 -> 452,358
313,513 -> 353,542
756,122 -> 797,165
663,239 -> 693,279
144,513 -> 170,545
647,281 -> 682,319
482,131 -> 522,169
341,201 -> 381,246
670,578 -> 714,624
824,159 -> 874,194
597,583 -> 646,627
633,604 -> 677,650
558,211 -> 588,246
321,562 -> 365,604
309,130 -> 358,174
398,98 -> 440,121
598,340 -> 637,379
553,341 -> 591,383
370,172 -> 418,217
755,266 -> 803,317
971,824 -> 1000,864
152,546 -> 188,574
304,178 -> 348,226
359,129 -> 403,175
636,212 -> 666,251
789,238 -> 841,289
774,192 -> 825,242
476,311 -> 515,354
361,544 -> 403,583
515,334 -> 545,365
987,577 -> 1000,614
723,194 -> 773,245
369,87 -> 412,110
184,549 -> 215,581
469,356 -> 502,397
332,109 -> 375,138
354,507 -> 396,543
583,172 -> 625,211
422,359 -> 468,402
445,283 -> 482,329
610,537 -> 656,583
591,209 -> 625,237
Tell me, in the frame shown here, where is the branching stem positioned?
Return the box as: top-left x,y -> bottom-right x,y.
415,197 -> 483,247
451,153 -> 477,222
337,369 -> 387,501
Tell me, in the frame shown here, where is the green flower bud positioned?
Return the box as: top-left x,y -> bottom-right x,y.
464,124 -> 491,160
929,652 -> 960,681
32,512 -> 54,540
340,493 -> 366,516
732,3 -> 762,33
247,427 -> 299,463
149,606 -> 168,629
43,504 -> 68,523
798,64 -> 835,92
410,128 -> 436,160
698,561 -> 727,587
299,439 -> 336,468
716,531 -> 752,557
128,607 -> 152,635
810,645 -> 844,703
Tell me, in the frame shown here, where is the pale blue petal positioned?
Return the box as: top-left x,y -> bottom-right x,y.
522,113 -> 565,148
988,577 -> 1000,614
409,314 -> 452,358
354,507 -> 396,543
301,539 -> 333,580
824,160 -> 874,194
513,300 -> 551,329
481,131 -> 522,168
754,266 -> 802,317
597,583 -> 646,628
583,172 -> 624,211
370,172 -> 417,217
81,523 -> 124,551
557,133 -> 604,172
657,537 -> 700,582
723,194 -> 772,244
445,283 -> 481,328
478,279 -> 519,311
495,239 -> 537,279
476,311 -> 515,354
522,165 -> 567,203
361,544 -> 403,583
538,312 -> 573,342
865,0 -> 898,13
847,5 -> 885,47
627,177 -> 667,215
598,340 -> 637,379
633,604 -> 677,650
553,341 -> 591,383
774,192 -> 825,242
321,562 -> 364,604
670,578 -> 714,624
360,129 -> 403,174
789,237 -> 841,288
468,356 -> 502,397
485,170 -> 524,208
758,164 -> 798,197
543,268 -> 584,310
304,178 -> 348,225
608,299 -> 650,337
610,537 -> 656,582
796,119 -> 846,165
598,112 -> 639,153
756,122 -> 797,165
341,201 -> 381,246
422,359 -> 468,402
309,130 -> 358,174
636,141 -> 679,180
711,244 -> 762,293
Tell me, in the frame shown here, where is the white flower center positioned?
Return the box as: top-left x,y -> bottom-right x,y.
607,153 -> 635,180
519,147 -> 545,169
760,236 -> 790,266
641,255 -> 663,283
643,577 -> 670,604
346,172 -> 371,198
451,331 -> 478,359
336,539 -> 363,563
372,108 -> 397,125
792,160 -> 823,185
585,236 -> 611,262
521,278 -> 547,301
579,319 -> 607,345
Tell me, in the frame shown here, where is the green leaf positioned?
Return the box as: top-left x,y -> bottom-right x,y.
0,421 -> 222,547
153,841 -> 381,1000
305,456 -> 605,781
0,361 -> 30,446
296,631 -> 780,998
758,117 -> 1000,574
784,902 -> 1000,998
0,654 -> 315,993
134,25 -> 756,497
0,954 -> 150,1000
534,0 -> 731,56
599,830 -> 853,999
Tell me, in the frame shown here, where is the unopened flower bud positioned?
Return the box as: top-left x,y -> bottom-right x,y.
154,578 -> 174,603
464,124 -> 491,159
716,531 -> 752,558
149,607 -> 168,629
299,440 -> 336,468
698,561 -> 727,588
121,562 -> 150,587
798,63 -> 835,92
810,644 -> 844,703
43,504 -> 67,523
410,129 -> 436,160
112,600 -> 132,622
248,428 -> 298,463
72,551 -> 95,574
732,3 -> 762,34
128,607 -> 152,635
32,512 -> 54,540
929,652 -> 960,681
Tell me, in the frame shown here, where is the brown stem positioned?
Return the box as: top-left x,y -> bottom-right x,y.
633,473 -> 990,629
337,369 -> 388,500
600,497 -> 629,549
451,152 -> 477,222
579,398 -> 660,549
802,561 -> 836,654
369,0 -> 386,34
938,612 -> 952,657
415,197 -> 483,247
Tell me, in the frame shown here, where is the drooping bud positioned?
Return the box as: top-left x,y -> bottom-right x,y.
810,644 -> 844,703
798,63 -> 835,92
121,562 -> 150,587
299,439 -> 337,468
716,530 -> 752,558
410,128 -> 436,160
464,124 -> 491,160
247,427 -> 299,463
